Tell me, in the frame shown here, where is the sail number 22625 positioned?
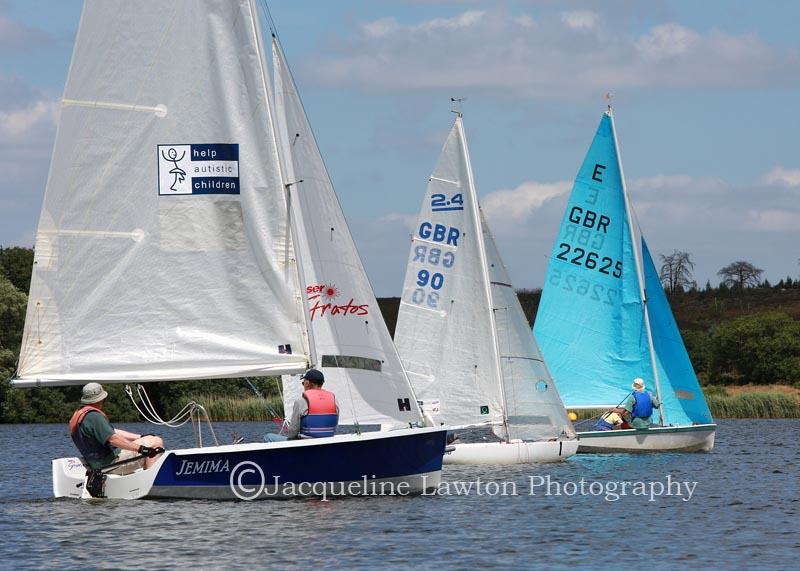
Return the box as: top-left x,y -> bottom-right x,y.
556,243 -> 621,278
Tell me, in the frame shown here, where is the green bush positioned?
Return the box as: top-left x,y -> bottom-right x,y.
708,312 -> 800,384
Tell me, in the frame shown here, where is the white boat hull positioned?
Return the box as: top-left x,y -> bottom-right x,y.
443,439 -> 579,465
576,424 -> 716,453
53,427 -> 447,500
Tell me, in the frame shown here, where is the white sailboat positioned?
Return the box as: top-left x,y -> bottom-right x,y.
534,108 -> 716,453
12,0 -> 446,500
394,113 -> 578,464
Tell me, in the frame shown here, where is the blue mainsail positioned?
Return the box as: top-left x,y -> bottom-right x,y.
534,110 -> 712,426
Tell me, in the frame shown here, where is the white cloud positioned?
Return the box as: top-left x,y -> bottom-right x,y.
362,18 -> 399,38
635,23 -> 699,60
482,180 -> 571,223
560,11 -> 599,31
305,8 -> 800,98
744,209 -> 800,232
515,14 -> 535,29
761,166 -> 800,187
0,100 -> 58,138
0,88 -> 59,246
416,10 -> 484,32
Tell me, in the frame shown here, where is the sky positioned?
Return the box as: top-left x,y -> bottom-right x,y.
1,0 -> 799,296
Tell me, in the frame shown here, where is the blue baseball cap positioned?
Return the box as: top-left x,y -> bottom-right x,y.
301,368 -> 325,384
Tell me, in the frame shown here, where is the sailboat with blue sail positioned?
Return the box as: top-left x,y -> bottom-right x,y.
534,108 -> 716,453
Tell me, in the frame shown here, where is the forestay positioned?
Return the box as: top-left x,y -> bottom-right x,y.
480,210 -> 576,441
395,117 -> 505,428
534,112 -> 652,409
16,0 -> 309,385
271,39 -> 422,427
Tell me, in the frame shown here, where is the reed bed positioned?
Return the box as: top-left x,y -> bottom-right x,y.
188,391 -> 799,422
567,391 -> 800,421
707,392 -> 800,418
188,394 -> 284,422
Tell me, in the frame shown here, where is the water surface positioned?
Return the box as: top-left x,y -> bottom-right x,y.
0,419 -> 796,570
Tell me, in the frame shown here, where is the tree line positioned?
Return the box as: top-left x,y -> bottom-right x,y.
1,246 -> 799,423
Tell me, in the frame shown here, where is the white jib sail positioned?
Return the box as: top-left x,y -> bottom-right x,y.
15,0 -> 310,385
395,116 -> 505,428
480,209 -> 576,441
271,38 -> 422,427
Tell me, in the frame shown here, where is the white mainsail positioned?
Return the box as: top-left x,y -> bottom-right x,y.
480,209 -> 576,441
394,116 -> 505,428
271,38 -> 422,427
15,0 -> 309,385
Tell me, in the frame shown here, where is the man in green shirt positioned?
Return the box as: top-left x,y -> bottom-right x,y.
69,382 -> 164,474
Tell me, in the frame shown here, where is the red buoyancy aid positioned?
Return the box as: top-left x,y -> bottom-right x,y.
69,405 -> 108,435
300,389 -> 338,438
69,405 -> 115,465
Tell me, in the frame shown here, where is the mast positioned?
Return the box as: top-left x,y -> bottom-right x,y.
608,108 -> 665,425
457,113 -> 510,438
250,1 -> 316,367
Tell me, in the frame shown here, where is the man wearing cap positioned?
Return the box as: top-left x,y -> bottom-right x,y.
265,368 -> 339,442
69,382 -> 164,474
618,378 -> 661,429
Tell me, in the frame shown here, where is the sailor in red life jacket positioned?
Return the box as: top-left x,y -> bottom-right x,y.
69,382 -> 165,474
288,368 -> 339,439
263,368 -> 339,442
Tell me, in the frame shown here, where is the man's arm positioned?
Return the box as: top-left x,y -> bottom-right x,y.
108,432 -> 143,452
286,398 -> 308,440
113,428 -> 142,440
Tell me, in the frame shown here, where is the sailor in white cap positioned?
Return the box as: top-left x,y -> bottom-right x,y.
619,378 -> 661,429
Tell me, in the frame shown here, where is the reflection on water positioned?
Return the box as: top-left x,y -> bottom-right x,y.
1,420 -> 797,570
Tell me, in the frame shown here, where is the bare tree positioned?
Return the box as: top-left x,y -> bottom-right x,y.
659,250 -> 696,295
717,260 -> 763,290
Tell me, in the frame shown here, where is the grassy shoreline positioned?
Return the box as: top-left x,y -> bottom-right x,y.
570,386 -> 800,422
188,388 -> 800,422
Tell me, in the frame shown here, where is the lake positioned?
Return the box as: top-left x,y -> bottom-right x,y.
0,419 -> 797,570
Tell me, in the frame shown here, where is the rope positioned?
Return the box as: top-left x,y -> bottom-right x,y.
125,384 -> 219,446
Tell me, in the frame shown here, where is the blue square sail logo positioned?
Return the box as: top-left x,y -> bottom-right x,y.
158,144 -> 240,195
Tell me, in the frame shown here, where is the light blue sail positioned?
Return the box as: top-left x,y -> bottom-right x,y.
534,112 -> 653,408
535,110 -> 713,427
642,240 -> 713,425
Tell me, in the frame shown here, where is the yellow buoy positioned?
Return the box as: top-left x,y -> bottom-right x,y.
568,411 -> 578,421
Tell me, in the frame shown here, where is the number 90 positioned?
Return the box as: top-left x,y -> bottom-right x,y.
417,269 -> 444,290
